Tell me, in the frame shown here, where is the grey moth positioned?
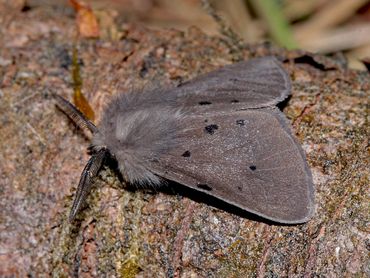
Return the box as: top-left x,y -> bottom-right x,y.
55,56 -> 314,224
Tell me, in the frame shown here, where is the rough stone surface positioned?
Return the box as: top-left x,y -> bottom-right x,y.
0,3 -> 369,278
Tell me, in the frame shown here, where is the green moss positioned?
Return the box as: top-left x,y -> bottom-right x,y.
119,256 -> 142,278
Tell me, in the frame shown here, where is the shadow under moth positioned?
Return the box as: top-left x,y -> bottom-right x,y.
55,56 -> 315,224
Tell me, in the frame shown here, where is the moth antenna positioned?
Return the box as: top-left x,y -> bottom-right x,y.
69,148 -> 107,222
54,94 -> 99,134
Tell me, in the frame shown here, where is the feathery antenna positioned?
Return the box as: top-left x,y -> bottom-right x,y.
54,94 -> 99,134
69,148 -> 107,221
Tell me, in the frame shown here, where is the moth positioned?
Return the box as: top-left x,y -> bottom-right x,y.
55,56 -> 314,224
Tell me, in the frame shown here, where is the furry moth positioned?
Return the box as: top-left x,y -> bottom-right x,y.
55,56 -> 314,224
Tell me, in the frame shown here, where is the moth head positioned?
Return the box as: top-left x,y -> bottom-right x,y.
54,94 -> 159,221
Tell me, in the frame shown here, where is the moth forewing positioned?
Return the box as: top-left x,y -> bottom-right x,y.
147,108 -> 314,223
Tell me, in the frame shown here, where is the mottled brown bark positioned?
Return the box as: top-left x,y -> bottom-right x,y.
0,3 -> 368,278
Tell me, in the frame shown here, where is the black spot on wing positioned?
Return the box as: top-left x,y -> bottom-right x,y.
237,185 -> 242,191
231,99 -> 239,103
236,119 -> 245,126
182,150 -> 191,157
204,124 -> 219,135
197,184 -> 212,191
199,101 -> 212,105
249,165 -> 257,171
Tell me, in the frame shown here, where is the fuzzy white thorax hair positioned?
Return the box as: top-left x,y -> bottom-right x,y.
92,88 -> 185,186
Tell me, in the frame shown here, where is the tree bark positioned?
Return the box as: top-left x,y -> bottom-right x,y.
0,3 -> 368,277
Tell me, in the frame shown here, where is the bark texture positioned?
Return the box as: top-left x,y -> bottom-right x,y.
0,3 -> 369,278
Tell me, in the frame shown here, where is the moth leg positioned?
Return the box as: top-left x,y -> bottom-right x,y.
69,148 -> 107,221
54,94 -> 99,134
